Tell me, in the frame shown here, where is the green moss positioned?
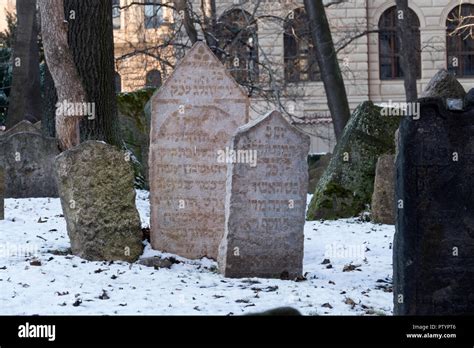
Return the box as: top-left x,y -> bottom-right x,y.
306,101 -> 402,221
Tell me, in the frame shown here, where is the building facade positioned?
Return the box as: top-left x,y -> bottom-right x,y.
1,0 -> 473,153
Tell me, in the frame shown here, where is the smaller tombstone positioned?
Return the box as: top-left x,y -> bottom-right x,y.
55,141 -> 143,262
218,111 -> 310,279
0,120 -> 41,139
0,132 -> 59,198
0,166 -> 4,220
371,155 -> 395,224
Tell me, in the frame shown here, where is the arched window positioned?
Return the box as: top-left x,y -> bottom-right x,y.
145,0 -> 163,29
284,8 -> 319,83
447,4 -> 474,77
115,71 -> 122,93
217,9 -> 259,85
112,0 -> 121,30
145,69 -> 162,88
378,6 -> 421,80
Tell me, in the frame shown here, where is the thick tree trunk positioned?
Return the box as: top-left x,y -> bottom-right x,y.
304,0 -> 351,141
63,0 -> 119,145
7,0 -> 42,128
39,0 -> 84,151
396,0 -> 418,102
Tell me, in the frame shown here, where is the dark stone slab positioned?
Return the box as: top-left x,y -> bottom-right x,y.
394,97 -> 474,315
0,132 -> 59,198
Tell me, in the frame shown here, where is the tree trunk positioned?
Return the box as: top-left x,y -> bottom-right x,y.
396,0 -> 418,102
201,0 -> 217,51
41,61 -> 57,138
7,0 -> 42,128
304,0 -> 351,141
63,0 -> 119,145
39,0 -> 84,151
175,0 -> 198,44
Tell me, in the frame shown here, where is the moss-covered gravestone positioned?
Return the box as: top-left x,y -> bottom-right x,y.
55,141 -> 143,262
117,88 -> 155,189
307,101 -> 401,220
394,98 -> 474,315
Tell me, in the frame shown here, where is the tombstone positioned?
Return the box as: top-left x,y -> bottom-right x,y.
149,42 -> 249,259
307,101 -> 401,220
0,132 -> 59,198
371,155 -> 395,224
0,120 -> 41,139
218,111 -> 310,279
0,166 -> 4,220
394,98 -> 474,315
55,141 -> 143,262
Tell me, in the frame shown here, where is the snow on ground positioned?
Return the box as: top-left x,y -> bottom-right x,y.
0,191 -> 394,315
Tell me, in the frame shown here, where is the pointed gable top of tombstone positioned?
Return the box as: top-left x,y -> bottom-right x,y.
0,120 -> 41,139
236,110 -> 310,143
151,41 -> 248,104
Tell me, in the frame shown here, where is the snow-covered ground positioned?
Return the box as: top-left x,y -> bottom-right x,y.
0,191 -> 394,315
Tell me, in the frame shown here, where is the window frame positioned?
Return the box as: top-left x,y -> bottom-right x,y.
446,4 -> 474,78
283,7 -> 320,83
378,6 -> 421,81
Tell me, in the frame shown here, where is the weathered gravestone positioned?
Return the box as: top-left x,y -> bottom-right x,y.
0,120 -> 41,139
307,101 -> 401,220
394,98 -> 474,315
371,154 -> 395,224
0,132 -> 59,198
149,42 -> 249,259
117,88 -> 155,189
55,141 -> 143,262
0,166 -> 4,220
218,111 -> 310,279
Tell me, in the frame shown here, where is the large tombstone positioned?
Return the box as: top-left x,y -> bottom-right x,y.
149,42 -> 249,259
55,141 -> 143,262
394,98 -> 474,315
0,132 -> 59,198
0,166 -> 4,220
218,111 -> 310,279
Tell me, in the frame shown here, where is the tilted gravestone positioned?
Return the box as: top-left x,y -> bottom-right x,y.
0,132 -> 59,198
0,166 -> 4,220
218,111 -> 310,279
394,98 -> 474,315
149,42 -> 249,259
55,141 -> 143,262
306,101 -> 401,220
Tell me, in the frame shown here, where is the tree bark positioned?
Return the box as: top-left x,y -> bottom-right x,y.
304,0 -> 351,141
41,61 -> 57,138
64,0 -> 119,145
39,0 -> 84,151
7,0 -> 42,128
201,0 -> 217,51
175,0 -> 198,44
396,0 -> 418,102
